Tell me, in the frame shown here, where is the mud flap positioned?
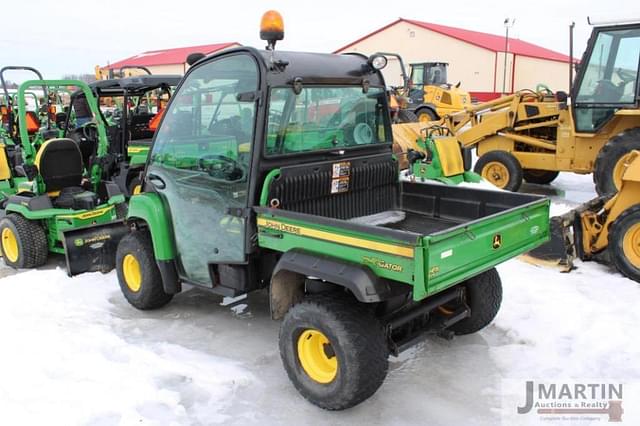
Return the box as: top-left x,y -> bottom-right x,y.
62,220 -> 129,276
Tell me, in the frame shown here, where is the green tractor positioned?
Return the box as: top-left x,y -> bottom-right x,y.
0,79 -> 127,275
114,11 -> 551,410
74,74 -> 181,195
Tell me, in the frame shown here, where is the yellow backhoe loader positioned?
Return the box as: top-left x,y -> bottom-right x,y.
431,21 -> 640,195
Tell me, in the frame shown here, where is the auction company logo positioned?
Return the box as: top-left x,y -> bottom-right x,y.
517,380 -> 624,422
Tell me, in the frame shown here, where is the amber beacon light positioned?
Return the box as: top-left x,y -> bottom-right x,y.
260,10 -> 284,50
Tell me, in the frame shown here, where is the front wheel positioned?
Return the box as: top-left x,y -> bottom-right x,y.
474,151 -> 523,191
116,231 -> 173,310
416,108 -> 438,123
609,205 -> 640,283
279,295 -> 388,410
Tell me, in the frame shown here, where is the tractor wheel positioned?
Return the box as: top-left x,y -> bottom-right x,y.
447,268 -> 503,335
594,127 -> 640,196
279,295 -> 388,410
0,213 -> 48,269
116,230 -> 172,310
396,109 -> 418,123
609,205 -> 640,283
523,169 -> 559,185
416,108 -> 438,123
474,151 -> 523,191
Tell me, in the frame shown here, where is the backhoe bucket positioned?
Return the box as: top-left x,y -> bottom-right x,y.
62,220 -> 128,276
523,215 -> 576,271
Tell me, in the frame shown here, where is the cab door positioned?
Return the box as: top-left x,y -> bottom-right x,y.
146,54 -> 259,285
573,26 -> 640,132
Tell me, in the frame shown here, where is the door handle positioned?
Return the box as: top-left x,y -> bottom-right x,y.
147,173 -> 166,189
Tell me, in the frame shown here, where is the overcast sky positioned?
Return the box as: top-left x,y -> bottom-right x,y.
1,0 -> 638,82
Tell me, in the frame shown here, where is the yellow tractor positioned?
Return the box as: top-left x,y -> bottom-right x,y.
433,21 -> 640,195
407,61 -> 472,122
380,53 -> 471,123
530,150 -> 640,283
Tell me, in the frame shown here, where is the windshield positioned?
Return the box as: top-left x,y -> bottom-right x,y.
265,86 -> 390,156
576,28 -> 640,104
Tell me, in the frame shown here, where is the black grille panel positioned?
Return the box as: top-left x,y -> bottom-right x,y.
266,154 -> 399,219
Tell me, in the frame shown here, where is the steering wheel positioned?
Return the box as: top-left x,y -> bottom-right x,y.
81,122 -> 98,141
198,154 -> 246,182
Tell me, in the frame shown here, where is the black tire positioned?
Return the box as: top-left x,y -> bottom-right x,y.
0,213 -> 48,269
594,127 -> 640,196
115,230 -> 172,310
474,151 -> 523,191
279,295 -> 388,410
608,205 -> 640,283
447,268 -> 502,335
416,107 -> 438,122
396,109 -> 418,123
523,169 -> 559,185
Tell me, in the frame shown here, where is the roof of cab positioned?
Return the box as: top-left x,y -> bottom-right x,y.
192,47 -> 386,87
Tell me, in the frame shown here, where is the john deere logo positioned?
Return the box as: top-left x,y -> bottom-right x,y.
74,238 -> 84,247
492,234 -> 502,249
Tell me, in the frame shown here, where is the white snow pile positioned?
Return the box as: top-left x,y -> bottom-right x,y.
0,268 -> 254,425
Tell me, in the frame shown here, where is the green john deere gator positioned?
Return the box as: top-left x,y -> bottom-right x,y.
0,79 -> 127,275
114,11 -> 550,410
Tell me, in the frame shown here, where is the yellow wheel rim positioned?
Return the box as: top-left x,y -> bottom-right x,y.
1,227 -> 19,263
622,222 -> 640,268
613,152 -> 634,191
418,112 -> 432,123
297,329 -> 338,384
481,161 -> 510,189
122,254 -> 142,292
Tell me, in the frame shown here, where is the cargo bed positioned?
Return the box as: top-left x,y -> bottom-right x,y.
256,171 -> 549,301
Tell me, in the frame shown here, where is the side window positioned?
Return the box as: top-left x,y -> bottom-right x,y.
151,55 -> 258,182
410,65 -> 424,86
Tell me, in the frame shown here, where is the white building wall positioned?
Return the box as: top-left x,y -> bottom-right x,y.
514,56 -> 571,92
336,21 -> 496,92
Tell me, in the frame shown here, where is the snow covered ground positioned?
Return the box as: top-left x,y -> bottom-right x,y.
1,172 -> 639,425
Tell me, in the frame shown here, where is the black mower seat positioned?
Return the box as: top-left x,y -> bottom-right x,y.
33,138 -> 99,210
35,138 -> 84,192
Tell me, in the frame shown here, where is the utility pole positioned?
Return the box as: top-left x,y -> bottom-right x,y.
503,18 -> 515,94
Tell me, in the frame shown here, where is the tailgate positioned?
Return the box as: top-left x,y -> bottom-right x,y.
418,198 -> 550,299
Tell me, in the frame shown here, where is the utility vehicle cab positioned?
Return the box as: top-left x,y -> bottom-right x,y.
117,10 -> 549,411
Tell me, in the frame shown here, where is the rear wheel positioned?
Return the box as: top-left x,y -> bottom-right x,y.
474,151 -> 523,191
279,295 -> 388,410
416,108 -> 437,123
447,268 -> 502,335
609,205 -> 640,283
0,213 -> 48,269
116,230 -> 172,309
594,128 -> 640,196
523,169 -> 559,185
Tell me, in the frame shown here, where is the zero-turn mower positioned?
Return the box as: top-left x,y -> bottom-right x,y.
0,79 -> 127,275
